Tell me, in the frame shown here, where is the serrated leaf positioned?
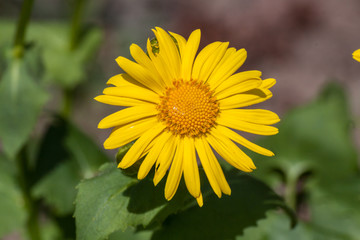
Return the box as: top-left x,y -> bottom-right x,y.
0,155 -> 27,237
151,174 -> 294,240
74,163 -> 196,240
109,228 -> 152,240
238,211 -> 312,240
0,53 -> 48,159
75,163 -> 138,240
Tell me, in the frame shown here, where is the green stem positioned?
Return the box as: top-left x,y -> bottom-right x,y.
69,0 -> 85,51
13,0 -> 35,58
16,148 -> 42,240
61,88 -> 73,118
284,172 -> 297,210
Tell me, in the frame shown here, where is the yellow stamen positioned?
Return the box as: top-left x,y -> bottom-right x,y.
157,80 -> 219,137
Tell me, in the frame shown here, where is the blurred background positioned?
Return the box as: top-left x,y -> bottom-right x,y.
2,0 -> 359,148
0,0 -> 359,239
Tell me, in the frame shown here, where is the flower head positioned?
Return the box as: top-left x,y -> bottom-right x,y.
95,27 -> 279,206
353,49 -> 360,62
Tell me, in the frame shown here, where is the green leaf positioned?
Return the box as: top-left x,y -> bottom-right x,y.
0,20 -> 102,89
39,24 -> 102,89
75,163 -> 138,240
65,120 -> 110,179
151,174 -> 294,240
32,160 -> 81,216
245,82 -> 360,239
0,155 -> 27,237
0,52 -> 48,159
32,116 -> 109,215
238,211 -> 312,240
306,178 -> 360,240
75,163 -> 196,240
109,228 -> 152,240
253,82 -> 358,193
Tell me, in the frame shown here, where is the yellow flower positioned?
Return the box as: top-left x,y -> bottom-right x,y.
353,49 -> 360,62
95,27 -> 279,206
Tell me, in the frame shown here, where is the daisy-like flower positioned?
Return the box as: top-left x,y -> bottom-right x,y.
353,49 -> 360,62
95,27 -> 279,206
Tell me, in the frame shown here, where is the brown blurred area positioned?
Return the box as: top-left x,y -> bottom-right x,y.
2,0 -> 359,148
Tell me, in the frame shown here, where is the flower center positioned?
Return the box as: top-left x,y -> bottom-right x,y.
157,80 -> 219,137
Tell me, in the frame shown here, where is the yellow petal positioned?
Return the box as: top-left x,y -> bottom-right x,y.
195,137 -> 222,198
98,105 -> 158,129
130,44 -> 163,83
138,131 -> 172,179
103,117 -> 158,149
200,138 -> 231,195
353,49 -> 360,62
181,29 -> 201,81
102,86 -> 159,104
107,73 -> 146,88
147,38 -> 173,87
214,70 -> 262,95
217,114 -> 279,136
207,48 -> 247,89
215,78 -> 262,100
219,88 -> 273,109
118,123 -> 165,169
220,109 -> 280,125
153,27 -> 181,79
183,137 -> 201,198
191,41 -> 222,81
153,135 -> 179,186
216,125 -> 274,157
207,128 -> 256,172
169,32 -> 186,58
94,95 -> 144,107
196,193 -> 203,207
116,56 -> 164,94
197,42 -> 229,83
261,78 -> 276,89
206,134 -> 252,172
165,137 -> 184,200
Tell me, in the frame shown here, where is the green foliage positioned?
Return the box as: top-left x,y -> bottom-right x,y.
0,50 -> 48,159
0,155 -> 27,237
0,21 -> 102,89
32,116 -> 110,216
151,174 -> 294,240
41,26 -> 102,89
32,160 -> 81,216
238,212 -> 312,240
75,163 -> 293,240
248,82 -> 360,239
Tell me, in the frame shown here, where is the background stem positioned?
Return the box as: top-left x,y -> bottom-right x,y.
69,0 -> 85,51
16,148 -> 42,240
13,0 -> 35,58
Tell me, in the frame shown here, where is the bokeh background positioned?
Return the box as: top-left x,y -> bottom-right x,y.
0,0 -> 359,239
2,0 -> 359,148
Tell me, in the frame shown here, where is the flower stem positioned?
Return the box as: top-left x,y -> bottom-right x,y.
13,0 -> 35,58
16,148 -> 42,240
69,0 -> 85,51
